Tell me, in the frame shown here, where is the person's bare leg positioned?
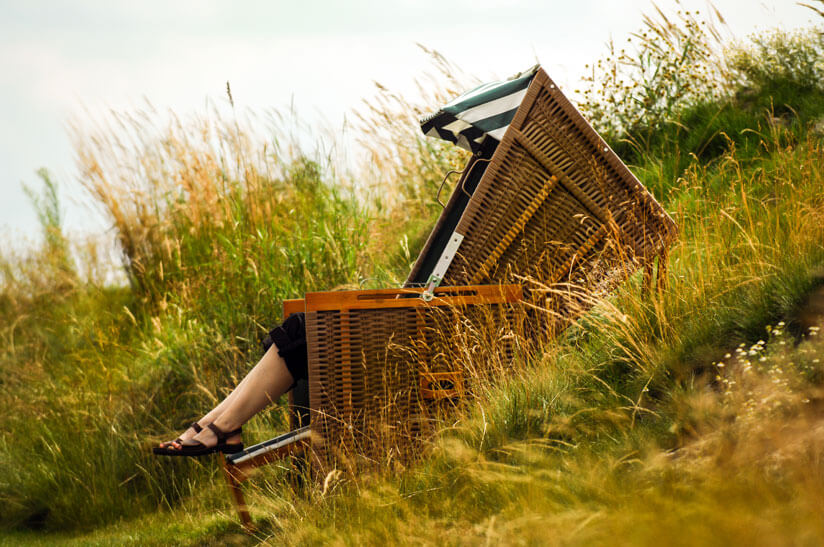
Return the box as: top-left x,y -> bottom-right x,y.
164,345 -> 292,447
184,344 -> 295,447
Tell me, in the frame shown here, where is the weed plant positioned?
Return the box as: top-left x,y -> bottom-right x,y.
580,6 -> 824,196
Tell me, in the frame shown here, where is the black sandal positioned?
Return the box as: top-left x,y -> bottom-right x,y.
154,422 -> 203,452
153,423 -> 243,457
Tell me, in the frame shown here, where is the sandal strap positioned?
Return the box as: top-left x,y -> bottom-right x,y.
190,422 -> 203,434
206,422 -> 242,443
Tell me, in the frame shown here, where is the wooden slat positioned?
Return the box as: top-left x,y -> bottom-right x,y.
283,298 -> 306,317
304,285 -> 522,312
340,310 -> 353,420
469,175 -> 559,284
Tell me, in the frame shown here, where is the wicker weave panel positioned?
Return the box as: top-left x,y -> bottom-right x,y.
306,292 -> 519,474
442,68 -> 676,297
491,185 -> 601,283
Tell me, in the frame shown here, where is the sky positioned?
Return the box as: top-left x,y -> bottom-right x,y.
0,0 -> 819,249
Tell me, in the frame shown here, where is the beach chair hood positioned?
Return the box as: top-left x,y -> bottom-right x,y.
420,65 -> 539,154
407,65 -> 677,300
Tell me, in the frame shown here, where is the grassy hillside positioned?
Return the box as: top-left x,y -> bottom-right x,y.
2,5 -> 824,545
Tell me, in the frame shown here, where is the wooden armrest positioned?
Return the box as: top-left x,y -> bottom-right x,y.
283,298 -> 305,317
304,284 -> 522,312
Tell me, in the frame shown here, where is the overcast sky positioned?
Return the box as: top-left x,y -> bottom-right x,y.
0,0 -> 818,249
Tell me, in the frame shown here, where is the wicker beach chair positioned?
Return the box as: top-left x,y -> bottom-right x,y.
221,65 -> 677,531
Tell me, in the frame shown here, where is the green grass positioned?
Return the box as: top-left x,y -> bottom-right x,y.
2,11 -> 824,545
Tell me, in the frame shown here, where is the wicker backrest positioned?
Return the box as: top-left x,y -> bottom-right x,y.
304,285 -> 521,474
408,68 -> 676,323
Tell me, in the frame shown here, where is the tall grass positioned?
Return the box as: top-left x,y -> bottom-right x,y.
74,107 -> 369,324
1,1 -> 824,541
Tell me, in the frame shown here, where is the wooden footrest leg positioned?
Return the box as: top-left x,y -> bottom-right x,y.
220,454 -> 254,533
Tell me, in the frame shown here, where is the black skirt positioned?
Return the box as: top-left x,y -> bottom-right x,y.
262,312 -> 308,385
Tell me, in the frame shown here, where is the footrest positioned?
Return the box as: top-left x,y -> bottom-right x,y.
226,425 -> 311,466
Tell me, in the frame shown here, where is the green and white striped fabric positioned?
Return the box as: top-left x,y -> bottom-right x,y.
420,65 -> 538,154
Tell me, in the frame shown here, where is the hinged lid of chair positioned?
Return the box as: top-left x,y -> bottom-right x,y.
407,66 -> 677,311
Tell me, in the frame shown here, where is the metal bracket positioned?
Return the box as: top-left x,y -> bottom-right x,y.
421,233 -> 465,301
422,274 -> 440,302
